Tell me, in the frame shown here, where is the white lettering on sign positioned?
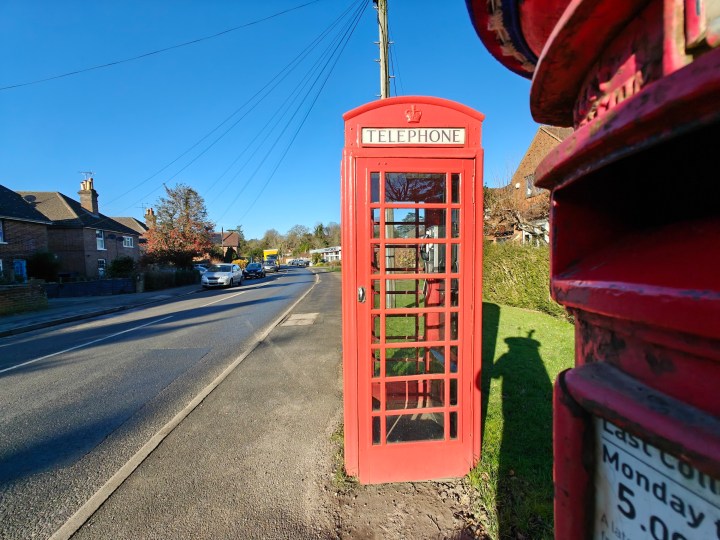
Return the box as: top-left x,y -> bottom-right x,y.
361,128 -> 466,146
594,418 -> 720,540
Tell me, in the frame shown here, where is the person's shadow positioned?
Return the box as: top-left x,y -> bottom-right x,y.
481,312 -> 554,538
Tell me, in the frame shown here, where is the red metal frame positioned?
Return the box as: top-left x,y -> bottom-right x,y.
534,2 -> 720,538
341,97 -> 484,483
468,0 -> 720,537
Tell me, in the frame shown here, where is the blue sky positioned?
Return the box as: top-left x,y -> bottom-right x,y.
1,0 -> 537,240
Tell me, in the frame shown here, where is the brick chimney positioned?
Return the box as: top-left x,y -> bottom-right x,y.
78,178 -> 99,214
145,207 -> 156,228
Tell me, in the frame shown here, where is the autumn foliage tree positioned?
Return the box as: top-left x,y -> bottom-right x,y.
145,184 -> 214,267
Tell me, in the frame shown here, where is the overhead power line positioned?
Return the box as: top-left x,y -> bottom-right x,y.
0,0 -> 324,91
206,0 -> 363,208
109,0 -> 360,213
231,0 -> 369,223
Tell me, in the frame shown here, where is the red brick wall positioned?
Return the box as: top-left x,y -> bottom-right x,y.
0,220 -> 49,279
0,220 -> 49,258
48,228 -> 140,278
0,283 -> 48,315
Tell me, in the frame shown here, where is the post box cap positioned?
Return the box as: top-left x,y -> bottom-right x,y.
465,0 -> 570,79
530,0 -> 652,126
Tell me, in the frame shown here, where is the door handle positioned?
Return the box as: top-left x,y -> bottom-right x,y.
358,286 -> 366,303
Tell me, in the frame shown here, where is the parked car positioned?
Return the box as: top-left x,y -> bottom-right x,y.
243,262 -> 266,279
262,261 -> 278,273
201,263 -> 243,288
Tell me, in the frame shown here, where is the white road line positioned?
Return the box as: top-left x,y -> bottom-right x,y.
0,315 -> 174,375
50,273 -> 321,540
199,290 -> 245,307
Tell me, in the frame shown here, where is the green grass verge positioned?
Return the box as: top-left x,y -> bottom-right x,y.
470,302 -> 574,539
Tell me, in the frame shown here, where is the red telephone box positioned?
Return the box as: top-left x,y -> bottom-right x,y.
341,96 -> 484,484
468,0 -> 720,537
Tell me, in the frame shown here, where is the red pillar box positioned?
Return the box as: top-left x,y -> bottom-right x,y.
341,96 -> 484,483
468,0 -> 720,537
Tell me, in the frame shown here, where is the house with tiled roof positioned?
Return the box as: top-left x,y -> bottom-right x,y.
485,125 -> 573,244
210,230 -> 241,259
112,208 -> 153,252
18,178 -> 141,278
0,184 -> 53,281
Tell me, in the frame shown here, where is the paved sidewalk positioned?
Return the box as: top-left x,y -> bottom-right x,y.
0,283 -> 202,338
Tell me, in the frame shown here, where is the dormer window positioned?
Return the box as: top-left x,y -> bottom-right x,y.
123,236 -> 134,248
525,173 -> 539,198
96,229 -> 105,250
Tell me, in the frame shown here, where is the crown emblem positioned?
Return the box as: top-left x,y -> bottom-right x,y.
405,105 -> 422,123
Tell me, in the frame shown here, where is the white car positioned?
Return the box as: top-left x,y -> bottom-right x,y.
201,263 -> 243,288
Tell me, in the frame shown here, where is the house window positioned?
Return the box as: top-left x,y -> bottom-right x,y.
97,258 -> 106,277
0,220 -> 5,243
0,259 -> 4,278
123,236 -> 134,248
525,173 -> 540,198
96,229 -> 105,250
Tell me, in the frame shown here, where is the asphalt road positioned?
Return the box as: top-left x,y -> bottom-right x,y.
0,267 -> 315,539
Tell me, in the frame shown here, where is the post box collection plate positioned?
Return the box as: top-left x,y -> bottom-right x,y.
595,418 -> 720,539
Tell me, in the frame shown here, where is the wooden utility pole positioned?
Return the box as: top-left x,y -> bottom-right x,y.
375,0 -> 390,99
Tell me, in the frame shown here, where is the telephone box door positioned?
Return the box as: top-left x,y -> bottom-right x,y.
352,157 -> 479,483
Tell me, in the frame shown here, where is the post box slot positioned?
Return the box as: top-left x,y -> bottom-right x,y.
550,121 -> 720,337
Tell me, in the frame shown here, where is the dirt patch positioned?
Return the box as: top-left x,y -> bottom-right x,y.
331,478 -> 487,539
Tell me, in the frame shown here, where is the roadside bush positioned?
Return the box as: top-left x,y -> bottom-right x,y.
483,242 -> 567,319
27,251 -> 61,282
108,256 -> 136,278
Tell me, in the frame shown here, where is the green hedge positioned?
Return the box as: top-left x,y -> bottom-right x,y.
143,269 -> 199,291
483,242 -> 567,319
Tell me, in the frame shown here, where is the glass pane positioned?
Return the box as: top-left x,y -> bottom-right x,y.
451,209 -> 460,238
385,313 -> 445,342
373,349 -> 381,377
385,379 -> 446,410
371,280 -> 381,308
372,246 -> 380,274
386,413 -> 444,442
384,208 -> 426,238
450,312 -> 459,340
384,346 -> 445,377
372,416 -> 381,445
385,245 -> 422,274
451,244 -> 459,273
384,279 -> 445,309
371,172 -> 379,203
450,346 -> 458,373
372,382 -> 381,410
422,212 -> 446,238
383,209 -> 447,240
372,208 -> 380,238
385,173 -> 446,203
420,242 -> 447,273
450,412 -> 458,439
372,315 -> 381,343
425,312 -> 445,342
450,378 -> 458,405
451,279 -> 459,307
451,173 -> 460,204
